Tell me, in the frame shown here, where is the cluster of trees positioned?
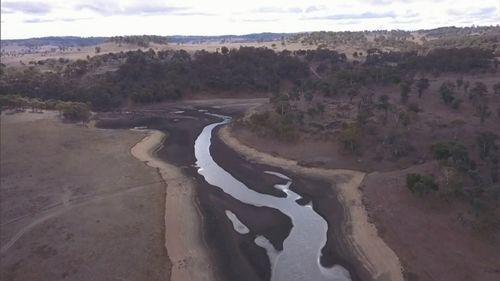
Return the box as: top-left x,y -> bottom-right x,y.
0,44 -> 497,115
119,47 -> 309,103
0,47 -> 310,110
403,132 -> 499,234
365,48 -> 496,74
108,35 -> 168,47
293,26 -> 500,54
429,135 -> 499,217
0,94 -> 91,123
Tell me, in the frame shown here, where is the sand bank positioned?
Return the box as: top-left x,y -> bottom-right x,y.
130,129 -> 217,281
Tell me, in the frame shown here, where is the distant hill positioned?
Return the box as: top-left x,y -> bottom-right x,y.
2,36 -> 107,48
1,26 -> 499,53
1,33 -> 289,48
167,33 -> 288,44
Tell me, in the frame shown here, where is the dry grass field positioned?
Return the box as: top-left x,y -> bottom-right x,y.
0,111 -> 169,281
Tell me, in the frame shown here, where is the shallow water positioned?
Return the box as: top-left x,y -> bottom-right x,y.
194,114 -> 351,281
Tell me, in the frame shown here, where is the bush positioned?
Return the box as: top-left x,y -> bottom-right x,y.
431,142 -> 471,171
406,173 -> 439,195
62,102 -> 91,123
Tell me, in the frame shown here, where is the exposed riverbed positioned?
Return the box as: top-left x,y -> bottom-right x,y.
195,114 -> 352,281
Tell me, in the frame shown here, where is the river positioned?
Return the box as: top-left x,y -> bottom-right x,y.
194,114 -> 352,281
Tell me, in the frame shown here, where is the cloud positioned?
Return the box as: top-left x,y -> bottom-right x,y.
368,0 -> 423,4
24,18 -> 56,23
369,0 -> 394,4
24,17 -> 92,23
242,18 -> 280,23
307,11 -> 397,20
76,2 -> 189,16
2,1 -> 51,14
390,18 -> 421,24
448,6 -> 497,17
252,7 -> 303,14
305,6 -> 325,13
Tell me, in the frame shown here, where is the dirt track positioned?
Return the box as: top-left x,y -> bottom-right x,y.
0,111 -> 169,281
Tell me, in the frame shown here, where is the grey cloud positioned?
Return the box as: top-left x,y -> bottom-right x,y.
173,12 -> 215,16
369,0 -> 423,4
242,18 -> 280,23
24,18 -> 55,23
252,7 -> 303,14
24,17 -> 91,23
305,6 -> 325,13
369,0 -> 446,5
391,18 -> 421,24
2,1 -> 51,14
76,2 -> 189,16
448,6 -> 497,17
307,11 -> 397,20
369,0 -> 393,4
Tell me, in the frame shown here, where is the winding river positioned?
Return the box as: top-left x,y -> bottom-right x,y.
194,114 -> 352,281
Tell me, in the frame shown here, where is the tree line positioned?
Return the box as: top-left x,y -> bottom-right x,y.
0,46 -> 497,112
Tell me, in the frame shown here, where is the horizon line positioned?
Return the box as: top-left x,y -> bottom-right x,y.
2,24 -> 499,41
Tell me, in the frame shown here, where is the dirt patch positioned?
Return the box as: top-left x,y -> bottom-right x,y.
362,162 -> 500,281
0,111 -> 169,281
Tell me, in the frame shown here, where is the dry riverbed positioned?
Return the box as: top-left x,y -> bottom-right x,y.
218,125 -> 405,281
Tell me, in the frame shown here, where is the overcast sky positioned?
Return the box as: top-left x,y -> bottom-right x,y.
1,0 -> 500,39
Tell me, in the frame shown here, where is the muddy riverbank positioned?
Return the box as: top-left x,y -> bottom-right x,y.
96,104 -> 383,281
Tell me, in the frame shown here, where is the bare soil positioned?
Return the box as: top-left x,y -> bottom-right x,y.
0,111 -> 169,281
362,162 -> 500,281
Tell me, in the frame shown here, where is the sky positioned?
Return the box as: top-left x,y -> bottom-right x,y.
1,0 -> 500,39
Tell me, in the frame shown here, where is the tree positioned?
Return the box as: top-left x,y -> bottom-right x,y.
221,46 -> 229,55
377,94 -> 391,124
398,111 -> 411,128
431,141 -> 471,171
416,78 -> 430,98
475,103 -> 491,124
463,81 -> 470,95
95,46 -> 101,53
271,94 -> 291,116
400,81 -> 411,103
339,123 -> 362,153
476,132 -> 498,160
406,173 -> 438,196
469,82 -> 488,104
304,90 -> 314,102
347,87 -> 359,102
493,82 -> 500,96
288,86 -> 300,101
439,82 -> 455,105
62,102 -> 91,124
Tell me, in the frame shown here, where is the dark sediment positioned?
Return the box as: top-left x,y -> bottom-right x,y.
96,106 -> 372,281
211,127 -> 372,281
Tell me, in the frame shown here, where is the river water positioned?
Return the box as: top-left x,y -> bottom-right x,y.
194,114 -> 351,281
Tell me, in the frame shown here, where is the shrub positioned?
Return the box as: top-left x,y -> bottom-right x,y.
406,173 -> 439,195
431,142 -> 471,171
62,102 -> 91,123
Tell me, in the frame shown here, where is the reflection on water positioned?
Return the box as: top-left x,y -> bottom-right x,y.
194,114 -> 351,281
